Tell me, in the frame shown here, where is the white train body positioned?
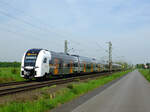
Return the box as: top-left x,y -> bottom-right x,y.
21,49 -> 51,79
21,48 -> 123,80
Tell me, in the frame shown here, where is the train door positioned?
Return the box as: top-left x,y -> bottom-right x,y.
59,60 -> 64,74
42,57 -> 49,76
77,57 -> 80,73
84,63 -> 86,72
70,61 -> 73,74
54,59 -> 59,75
98,64 -> 101,72
91,64 -> 93,72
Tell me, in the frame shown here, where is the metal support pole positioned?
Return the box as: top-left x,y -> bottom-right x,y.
64,40 -> 68,54
108,41 -> 112,71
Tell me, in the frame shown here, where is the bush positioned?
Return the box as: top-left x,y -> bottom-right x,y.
67,84 -> 75,89
11,68 -> 19,74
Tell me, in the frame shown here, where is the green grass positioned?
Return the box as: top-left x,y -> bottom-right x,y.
0,70 -> 132,112
0,67 -> 24,83
139,69 -> 150,82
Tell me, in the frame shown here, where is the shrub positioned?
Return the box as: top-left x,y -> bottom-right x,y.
11,68 -> 19,74
67,84 -> 75,89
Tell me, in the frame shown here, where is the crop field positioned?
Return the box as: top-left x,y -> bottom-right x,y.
0,67 -> 24,83
0,70 -> 132,112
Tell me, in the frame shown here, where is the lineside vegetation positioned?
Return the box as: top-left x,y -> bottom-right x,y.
0,70 -> 132,112
0,67 -> 24,83
139,69 -> 150,82
0,62 -> 21,68
0,62 -> 23,83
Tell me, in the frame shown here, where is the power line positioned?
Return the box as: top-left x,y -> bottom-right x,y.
0,1 -> 71,40
0,0 -> 55,28
0,1 -> 97,49
0,1 -> 116,59
0,5 -> 66,46
0,5 -> 83,50
0,22 -> 63,47
0,1 -> 97,54
0,9 -> 83,53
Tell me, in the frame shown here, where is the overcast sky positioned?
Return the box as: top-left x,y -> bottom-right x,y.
0,0 -> 150,64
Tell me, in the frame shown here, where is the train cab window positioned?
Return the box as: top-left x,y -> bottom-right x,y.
43,58 -> 47,63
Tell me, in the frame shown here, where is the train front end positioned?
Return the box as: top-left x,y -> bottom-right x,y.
21,49 -> 42,79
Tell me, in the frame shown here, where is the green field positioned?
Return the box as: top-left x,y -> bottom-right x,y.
0,67 -> 24,83
0,70 -> 132,112
139,69 -> 150,82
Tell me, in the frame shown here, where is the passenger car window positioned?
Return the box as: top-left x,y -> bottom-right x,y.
43,58 -> 47,63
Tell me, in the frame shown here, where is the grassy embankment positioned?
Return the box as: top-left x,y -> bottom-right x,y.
0,67 -> 24,83
139,69 -> 150,82
0,70 -> 132,112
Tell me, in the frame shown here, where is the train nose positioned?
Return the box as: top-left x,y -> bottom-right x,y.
24,66 -> 34,70
23,67 -> 36,79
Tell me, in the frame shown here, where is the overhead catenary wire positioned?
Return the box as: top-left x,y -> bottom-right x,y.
0,25 -> 59,46
0,0 -> 55,28
0,1 -> 73,41
0,2 -> 84,49
0,9 -> 87,55
96,42 -> 126,63
0,0 -> 111,59
0,1 -> 96,48
0,7 -> 65,46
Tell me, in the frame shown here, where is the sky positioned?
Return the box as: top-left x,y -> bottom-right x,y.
0,0 -> 150,64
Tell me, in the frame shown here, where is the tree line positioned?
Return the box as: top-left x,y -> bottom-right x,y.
136,63 -> 150,69
0,62 -> 21,67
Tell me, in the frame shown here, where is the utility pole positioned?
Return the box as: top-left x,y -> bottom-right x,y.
108,41 -> 112,71
64,40 -> 68,54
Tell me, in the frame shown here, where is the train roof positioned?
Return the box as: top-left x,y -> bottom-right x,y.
26,49 -> 103,64
50,51 -> 78,62
79,56 -> 101,64
112,63 -> 122,66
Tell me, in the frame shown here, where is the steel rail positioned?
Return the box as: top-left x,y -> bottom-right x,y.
0,71 -> 111,88
0,72 -> 111,97
0,81 -> 32,87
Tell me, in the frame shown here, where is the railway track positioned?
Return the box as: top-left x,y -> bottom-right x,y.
0,72 -> 112,97
0,81 -> 32,87
0,72 -> 111,88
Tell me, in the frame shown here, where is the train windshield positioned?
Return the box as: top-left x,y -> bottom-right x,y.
24,49 -> 41,67
24,55 -> 37,66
